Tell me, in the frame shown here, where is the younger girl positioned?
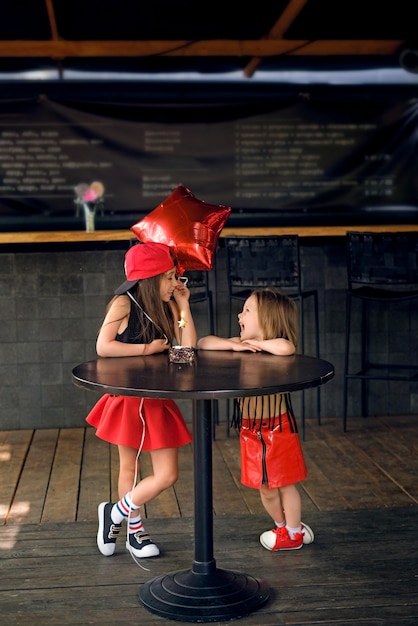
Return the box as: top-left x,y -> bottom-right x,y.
86,241 -> 197,558
197,287 -> 314,551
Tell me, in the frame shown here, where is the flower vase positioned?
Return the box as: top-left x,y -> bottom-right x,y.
82,202 -> 96,232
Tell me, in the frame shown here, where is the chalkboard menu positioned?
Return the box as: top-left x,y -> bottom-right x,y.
0,91 -> 417,230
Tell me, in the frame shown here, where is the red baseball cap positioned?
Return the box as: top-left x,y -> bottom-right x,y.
114,241 -> 175,294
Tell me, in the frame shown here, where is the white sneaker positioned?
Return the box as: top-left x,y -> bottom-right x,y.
260,521 -> 314,551
97,502 -> 121,556
301,522 -> 314,544
126,531 -> 160,558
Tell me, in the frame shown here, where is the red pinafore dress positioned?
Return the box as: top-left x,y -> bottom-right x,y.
233,393 -> 307,489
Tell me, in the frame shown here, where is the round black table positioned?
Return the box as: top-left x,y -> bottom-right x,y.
73,350 -> 334,623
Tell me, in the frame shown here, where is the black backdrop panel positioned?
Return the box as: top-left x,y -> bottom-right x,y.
0,92 -> 417,230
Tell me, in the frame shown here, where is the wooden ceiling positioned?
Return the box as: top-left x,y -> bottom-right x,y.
0,0 -> 417,78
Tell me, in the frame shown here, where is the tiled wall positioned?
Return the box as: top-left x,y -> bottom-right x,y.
1,238 -> 417,431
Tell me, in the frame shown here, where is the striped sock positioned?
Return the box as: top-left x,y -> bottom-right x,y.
111,493 -> 139,524
128,511 -> 145,535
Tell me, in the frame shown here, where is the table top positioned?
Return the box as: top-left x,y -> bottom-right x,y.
72,351 -> 334,400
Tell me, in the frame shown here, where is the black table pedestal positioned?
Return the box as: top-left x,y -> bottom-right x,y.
140,564 -> 270,622
139,398 -> 270,622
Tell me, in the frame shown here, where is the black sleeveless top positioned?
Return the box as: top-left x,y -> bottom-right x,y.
116,299 -> 167,344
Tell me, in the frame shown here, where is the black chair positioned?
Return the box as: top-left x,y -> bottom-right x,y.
184,270 -> 215,335
343,231 -> 418,432
223,235 -> 321,438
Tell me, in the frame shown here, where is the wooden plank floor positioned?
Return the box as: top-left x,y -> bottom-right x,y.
2,414 -> 417,525
1,414 -> 418,624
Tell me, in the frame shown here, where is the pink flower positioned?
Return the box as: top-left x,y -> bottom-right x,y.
82,189 -> 99,202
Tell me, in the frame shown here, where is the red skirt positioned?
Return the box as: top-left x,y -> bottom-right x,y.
86,394 -> 192,451
240,413 -> 307,489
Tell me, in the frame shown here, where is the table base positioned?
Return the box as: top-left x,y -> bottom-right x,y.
139,566 -> 270,622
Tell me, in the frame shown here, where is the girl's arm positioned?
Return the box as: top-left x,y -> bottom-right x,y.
171,283 -> 198,347
96,296 -> 169,357
197,335 -> 256,352
198,335 -> 296,355
242,338 -> 296,356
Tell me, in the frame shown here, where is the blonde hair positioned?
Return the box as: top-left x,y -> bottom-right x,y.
252,288 -> 298,347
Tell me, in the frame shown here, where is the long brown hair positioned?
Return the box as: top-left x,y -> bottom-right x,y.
252,288 -> 298,348
128,273 -> 175,342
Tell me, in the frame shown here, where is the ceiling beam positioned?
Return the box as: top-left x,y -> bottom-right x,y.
244,0 -> 309,77
44,0 -> 60,41
0,40 -> 404,58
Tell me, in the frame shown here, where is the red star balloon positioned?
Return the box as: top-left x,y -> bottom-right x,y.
130,185 -> 231,275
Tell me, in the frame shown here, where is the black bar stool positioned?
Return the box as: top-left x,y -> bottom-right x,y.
184,269 -> 219,437
343,231 -> 418,431
223,235 -> 321,439
184,270 -> 215,335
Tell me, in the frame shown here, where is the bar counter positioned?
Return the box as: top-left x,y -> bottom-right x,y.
0,223 -> 417,245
